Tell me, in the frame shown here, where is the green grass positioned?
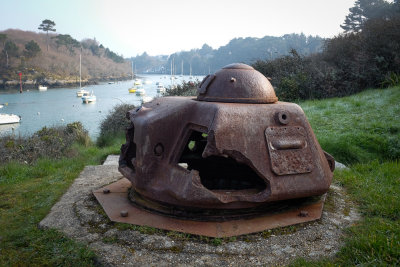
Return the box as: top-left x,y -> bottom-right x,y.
301,86 -> 400,164
333,161 -> 400,266
0,139 -> 123,266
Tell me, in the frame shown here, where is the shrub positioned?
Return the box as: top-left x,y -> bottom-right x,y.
163,80 -> 200,96
97,103 -> 135,147
253,15 -> 400,101
0,122 -> 90,164
381,72 -> 400,88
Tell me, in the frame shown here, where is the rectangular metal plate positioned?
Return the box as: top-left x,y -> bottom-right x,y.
265,126 -> 313,175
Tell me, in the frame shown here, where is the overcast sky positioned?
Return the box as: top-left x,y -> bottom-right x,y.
1,0 -> 355,57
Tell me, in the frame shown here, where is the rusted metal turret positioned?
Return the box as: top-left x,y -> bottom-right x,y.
95,63 -> 335,237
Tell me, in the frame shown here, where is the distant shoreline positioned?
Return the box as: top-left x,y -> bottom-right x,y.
0,76 -> 134,90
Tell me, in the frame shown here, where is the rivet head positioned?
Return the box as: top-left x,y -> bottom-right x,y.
154,143 -> 164,156
103,188 -> 110,194
299,210 -> 309,217
120,210 -> 128,217
277,111 -> 289,125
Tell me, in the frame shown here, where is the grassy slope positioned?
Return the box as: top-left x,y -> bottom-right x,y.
302,86 -> 400,165
0,87 -> 399,266
290,86 -> 400,266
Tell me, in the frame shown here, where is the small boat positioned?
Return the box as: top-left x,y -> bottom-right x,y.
0,113 -> 21,125
76,53 -> 89,97
0,104 -> 3,109
135,87 -> 146,96
129,80 -> 142,93
189,63 -> 193,80
76,88 -> 89,97
82,91 -> 96,103
156,84 -> 166,94
38,85 -> 47,91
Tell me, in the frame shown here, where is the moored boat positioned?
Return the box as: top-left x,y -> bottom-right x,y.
156,84 -> 166,94
82,91 -> 96,103
76,53 -> 89,97
135,87 -> 146,96
38,85 -> 47,91
0,113 -> 21,125
76,88 -> 89,97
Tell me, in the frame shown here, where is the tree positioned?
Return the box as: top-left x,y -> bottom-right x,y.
0,33 -> 6,49
52,34 -> 80,54
2,40 -> 19,67
24,40 -> 41,58
341,0 -> 394,33
38,19 -> 56,51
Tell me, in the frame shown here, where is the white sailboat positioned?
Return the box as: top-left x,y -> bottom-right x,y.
76,53 -> 89,97
180,60 -> 183,77
156,83 -> 166,93
82,90 -> 96,103
189,63 -> 193,80
135,87 -> 146,96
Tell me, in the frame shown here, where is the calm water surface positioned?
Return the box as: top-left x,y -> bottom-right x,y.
0,75 -> 203,138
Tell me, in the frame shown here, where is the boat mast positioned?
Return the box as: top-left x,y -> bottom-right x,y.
79,53 -> 82,89
131,60 -> 134,80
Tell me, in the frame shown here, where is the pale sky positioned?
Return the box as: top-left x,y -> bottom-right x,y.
0,0 -> 355,57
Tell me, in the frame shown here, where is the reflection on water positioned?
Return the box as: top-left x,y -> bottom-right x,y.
0,123 -> 19,136
0,75 -> 203,139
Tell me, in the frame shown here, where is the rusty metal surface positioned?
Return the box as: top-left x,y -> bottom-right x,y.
197,63 -> 278,103
94,178 -> 326,238
265,126 -> 313,175
119,98 -> 333,209
110,63 -> 334,236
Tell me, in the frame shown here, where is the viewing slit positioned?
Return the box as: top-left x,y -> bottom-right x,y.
178,130 -> 266,192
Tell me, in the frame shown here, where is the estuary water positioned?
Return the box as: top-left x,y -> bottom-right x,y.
0,74 -> 204,139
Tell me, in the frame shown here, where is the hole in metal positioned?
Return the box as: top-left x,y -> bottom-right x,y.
178,130 -> 266,192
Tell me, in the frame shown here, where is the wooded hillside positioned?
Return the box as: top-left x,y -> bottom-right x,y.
0,29 -> 131,86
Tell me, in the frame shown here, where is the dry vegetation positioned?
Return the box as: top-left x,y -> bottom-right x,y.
0,29 -> 131,82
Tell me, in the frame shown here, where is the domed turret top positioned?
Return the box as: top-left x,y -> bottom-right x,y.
197,63 -> 278,104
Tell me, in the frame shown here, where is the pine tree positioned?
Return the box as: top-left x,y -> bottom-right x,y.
38,19 -> 56,51
340,0 -> 394,33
